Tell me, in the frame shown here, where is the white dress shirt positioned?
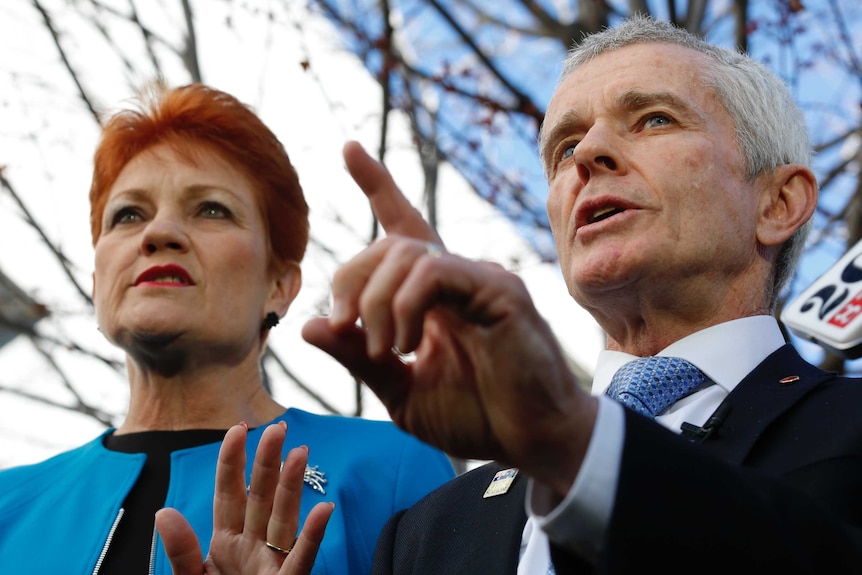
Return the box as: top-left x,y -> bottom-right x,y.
517,316 -> 787,573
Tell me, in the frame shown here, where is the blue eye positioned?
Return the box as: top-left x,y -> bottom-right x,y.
561,144 -> 576,160
645,114 -> 672,128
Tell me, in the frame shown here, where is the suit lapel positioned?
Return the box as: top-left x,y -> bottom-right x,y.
699,344 -> 834,465
465,465 -> 527,574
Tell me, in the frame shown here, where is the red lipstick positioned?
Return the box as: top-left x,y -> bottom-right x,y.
135,264 -> 195,286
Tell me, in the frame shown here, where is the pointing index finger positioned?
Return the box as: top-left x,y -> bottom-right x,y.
343,141 -> 441,243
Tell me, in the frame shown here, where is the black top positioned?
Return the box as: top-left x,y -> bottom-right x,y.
99,429 -> 227,574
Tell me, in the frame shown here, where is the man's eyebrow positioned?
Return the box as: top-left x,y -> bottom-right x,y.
617,89 -> 694,115
539,90 -> 700,174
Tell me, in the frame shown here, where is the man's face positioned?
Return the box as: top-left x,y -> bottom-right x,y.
543,43 -> 765,321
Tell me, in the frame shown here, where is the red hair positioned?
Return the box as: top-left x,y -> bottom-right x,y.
89,82 -> 308,270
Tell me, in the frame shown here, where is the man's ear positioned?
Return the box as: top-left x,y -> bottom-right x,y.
267,262 -> 302,319
756,164 -> 818,247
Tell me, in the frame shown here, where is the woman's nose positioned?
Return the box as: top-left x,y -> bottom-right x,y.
140,214 -> 189,254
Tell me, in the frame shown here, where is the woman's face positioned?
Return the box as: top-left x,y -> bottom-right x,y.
93,143 -> 291,360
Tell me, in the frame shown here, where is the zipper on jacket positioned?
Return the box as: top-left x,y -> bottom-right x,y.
148,523 -> 158,575
92,507 -> 125,575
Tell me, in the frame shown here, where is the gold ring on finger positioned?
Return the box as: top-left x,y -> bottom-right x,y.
265,537 -> 297,555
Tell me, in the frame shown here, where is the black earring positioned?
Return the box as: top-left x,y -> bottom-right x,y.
262,311 -> 280,331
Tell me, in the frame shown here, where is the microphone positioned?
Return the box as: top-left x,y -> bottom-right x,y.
681,404 -> 732,442
781,238 -> 862,358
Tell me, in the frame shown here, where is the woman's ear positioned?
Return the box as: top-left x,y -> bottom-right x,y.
756,164 -> 818,247
267,262 -> 302,319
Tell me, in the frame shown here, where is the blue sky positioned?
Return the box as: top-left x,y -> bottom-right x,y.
319,0 -> 862,368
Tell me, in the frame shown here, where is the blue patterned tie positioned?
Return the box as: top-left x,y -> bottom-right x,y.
606,356 -> 708,418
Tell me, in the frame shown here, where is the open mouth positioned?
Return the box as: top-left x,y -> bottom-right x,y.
135,265 -> 194,286
589,206 -> 625,224
144,275 -> 188,284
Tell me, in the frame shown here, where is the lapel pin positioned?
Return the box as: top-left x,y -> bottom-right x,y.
779,375 -> 800,384
483,468 -> 518,498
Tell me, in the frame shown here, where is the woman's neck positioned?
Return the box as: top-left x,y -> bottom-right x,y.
116,357 -> 285,434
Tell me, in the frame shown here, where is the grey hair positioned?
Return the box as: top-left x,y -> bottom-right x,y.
545,15 -> 814,308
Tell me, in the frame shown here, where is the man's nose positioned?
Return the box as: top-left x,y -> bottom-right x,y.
575,125 -> 621,183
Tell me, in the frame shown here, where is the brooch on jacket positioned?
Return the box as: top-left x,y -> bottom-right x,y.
303,465 -> 327,494
247,464 -> 327,496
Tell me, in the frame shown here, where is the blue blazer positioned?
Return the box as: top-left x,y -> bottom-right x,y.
0,408 -> 455,575
373,345 -> 862,574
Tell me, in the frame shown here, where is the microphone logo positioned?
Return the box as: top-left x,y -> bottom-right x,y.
781,239 -> 862,358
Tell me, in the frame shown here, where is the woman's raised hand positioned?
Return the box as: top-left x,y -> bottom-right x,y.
155,422 -> 334,575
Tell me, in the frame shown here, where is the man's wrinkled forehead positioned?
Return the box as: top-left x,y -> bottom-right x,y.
539,43 -> 717,148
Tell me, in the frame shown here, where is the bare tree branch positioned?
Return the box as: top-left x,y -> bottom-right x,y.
31,0 -> 101,123
180,0 -> 202,81
264,348 -> 343,415
0,173 -> 93,306
731,0 -> 748,52
127,0 -> 166,78
0,383 -> 111,425
425,0 -> 544,119
828,0 -> 862,78
29,335 -> 116,426
683,0 -> 709,35
81,1 -> 140,77
0,315 -> 124,371
82,0 -> 177,50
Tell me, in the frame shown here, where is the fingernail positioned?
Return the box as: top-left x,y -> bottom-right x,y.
279,421 -> 287,431
238,421 -> 248,430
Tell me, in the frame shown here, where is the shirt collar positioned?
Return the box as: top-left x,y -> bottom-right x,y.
591,315 -> 786,396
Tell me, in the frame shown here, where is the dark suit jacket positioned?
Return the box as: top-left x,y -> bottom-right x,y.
372,345 -> 862,574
